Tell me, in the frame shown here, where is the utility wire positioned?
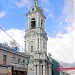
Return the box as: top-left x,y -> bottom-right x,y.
0,27 -> 25,52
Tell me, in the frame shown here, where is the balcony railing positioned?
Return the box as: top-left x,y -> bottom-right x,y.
11,60 -> 28,71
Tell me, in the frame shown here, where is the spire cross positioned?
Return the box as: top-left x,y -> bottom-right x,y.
34,0 -> 38,6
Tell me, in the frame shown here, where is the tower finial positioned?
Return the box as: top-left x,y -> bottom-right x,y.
34,0 -> 38,6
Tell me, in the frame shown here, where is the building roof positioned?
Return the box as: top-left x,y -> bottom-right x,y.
0,43 -> 29,58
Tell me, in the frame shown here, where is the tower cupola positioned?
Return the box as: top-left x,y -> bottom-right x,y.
26,0 -> 46,31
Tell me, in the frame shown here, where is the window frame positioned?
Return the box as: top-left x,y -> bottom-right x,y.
31,46 -> 33,52
3,55 -> 7,65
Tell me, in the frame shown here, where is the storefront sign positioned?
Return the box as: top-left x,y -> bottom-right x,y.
0,65 -> 13,75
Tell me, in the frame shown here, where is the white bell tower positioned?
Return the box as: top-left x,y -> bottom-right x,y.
24,0 -> 52,75
25,0 -> 47,54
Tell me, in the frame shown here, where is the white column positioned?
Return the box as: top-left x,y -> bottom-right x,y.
45,66 -> 47,75
43,65 -> 46,75
37,12 -> 39,27
25,41 -> 26,52
49,67 -> 52,75
39,65 -> 42,75
39,38 -> 41,52
42,65 -> 43,75
47,66 -> 49,75
34,65 -> 37,75
37,65 -> 39,75
36,37 -> 38,52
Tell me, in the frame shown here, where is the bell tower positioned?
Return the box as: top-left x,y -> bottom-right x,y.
25,0 -> 47,54
24,0 -> 52,75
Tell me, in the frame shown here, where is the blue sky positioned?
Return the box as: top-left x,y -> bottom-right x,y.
0,0 -> 70,37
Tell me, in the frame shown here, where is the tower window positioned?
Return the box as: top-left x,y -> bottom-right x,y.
18,59 -> 20,64
32,8 -> 34,11
31,18 -> 36,29
31,46 -> 33,52
23,60 -> 25,64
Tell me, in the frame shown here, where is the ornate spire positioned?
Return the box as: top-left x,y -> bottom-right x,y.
34,0 -> 38,6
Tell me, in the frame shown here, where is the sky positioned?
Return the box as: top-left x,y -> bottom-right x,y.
0,0 -> 74,67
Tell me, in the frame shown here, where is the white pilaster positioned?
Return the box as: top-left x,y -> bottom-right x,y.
25,41 -> 26,52
39,38 -> 41,52
37,12 -> 39,27
36,36 -> 38,51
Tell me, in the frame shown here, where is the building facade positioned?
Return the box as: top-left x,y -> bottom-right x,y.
0,43 -> 29,75
24,0 -> 52,75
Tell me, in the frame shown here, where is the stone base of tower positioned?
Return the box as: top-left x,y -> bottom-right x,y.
27,51 -> 52,75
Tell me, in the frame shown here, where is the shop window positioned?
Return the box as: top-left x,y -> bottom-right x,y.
18,59 -> 20,64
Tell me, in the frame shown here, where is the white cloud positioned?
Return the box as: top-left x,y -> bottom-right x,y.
47,31 -> 74,64
47,0 -> 74,64
42,0 -> 49,4
63,0 -> 74,33
0,11 -> 6,19
55,0 -> 74,35
44,8 -> 54,18
44,8 -> 50,13
0,28 -> 74,64
41,0 -> 51,10
0,28 -> 25,52
47,13 -> 54,18
15,0 -> 32,8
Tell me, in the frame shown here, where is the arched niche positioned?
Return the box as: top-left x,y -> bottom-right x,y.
29,41 -> 35,53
